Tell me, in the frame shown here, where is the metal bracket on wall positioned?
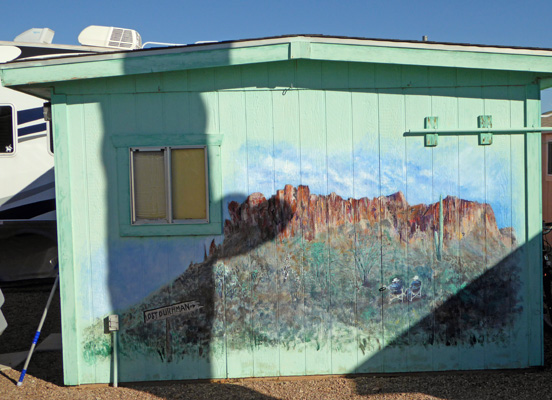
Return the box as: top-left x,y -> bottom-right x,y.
405,126 -> 546,142
478,115 -> 493,145
406,115 -> 545,145
424,116 -> 439,147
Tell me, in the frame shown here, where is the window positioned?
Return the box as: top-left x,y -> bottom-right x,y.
48,121 -> 54,155
0,105 -> 15,155
131,146 -> 208,224
548,141 -> 552,176
113,134 -> 222,236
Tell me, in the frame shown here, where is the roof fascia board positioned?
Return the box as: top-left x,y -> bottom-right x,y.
309,42 -> 552,73
3,38 -> 552,87
303,36 -> 552,56
0,42 -> 291,86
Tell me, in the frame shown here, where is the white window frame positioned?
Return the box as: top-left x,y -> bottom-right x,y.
129,145 -> 210,225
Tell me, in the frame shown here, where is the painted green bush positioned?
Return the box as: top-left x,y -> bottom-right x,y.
82,186 -> 520,365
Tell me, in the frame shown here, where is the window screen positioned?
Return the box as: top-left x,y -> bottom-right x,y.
0,105 -> 14,154
132,149 -> 167,221
131,146 -> 208,224
172,148 -> 207,220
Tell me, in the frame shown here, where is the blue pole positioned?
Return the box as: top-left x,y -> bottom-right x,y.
17,273 -> 59,386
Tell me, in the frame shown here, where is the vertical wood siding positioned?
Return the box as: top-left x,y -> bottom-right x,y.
53,59 -> 541,384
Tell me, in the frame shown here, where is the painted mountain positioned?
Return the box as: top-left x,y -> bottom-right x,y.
83,185 -> 521,365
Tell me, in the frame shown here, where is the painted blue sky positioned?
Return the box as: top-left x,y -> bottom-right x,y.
2,0 -> 552,109
241,134 -> 518,232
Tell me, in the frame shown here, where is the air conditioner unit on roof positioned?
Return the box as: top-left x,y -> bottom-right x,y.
78,25 -> 142,49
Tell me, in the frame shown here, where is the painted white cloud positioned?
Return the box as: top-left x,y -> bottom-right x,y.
237,134 -> 516,231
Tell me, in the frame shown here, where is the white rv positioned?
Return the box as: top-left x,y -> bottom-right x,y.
0,27 -> 140,281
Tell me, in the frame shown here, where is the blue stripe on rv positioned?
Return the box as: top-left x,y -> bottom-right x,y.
18,123 -> 47,137
17,107 -> 43,125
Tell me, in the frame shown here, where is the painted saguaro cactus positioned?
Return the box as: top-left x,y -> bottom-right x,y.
434,195 -> 444,260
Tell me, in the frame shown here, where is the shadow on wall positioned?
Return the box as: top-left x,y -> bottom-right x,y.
97,65 -> 298,383
80,57 -> 540,390
101,84 -> 213,380
359,242 -> 528,371
85,173 -> 538,387
352,238 -> 539,399
104,193 -> 296,377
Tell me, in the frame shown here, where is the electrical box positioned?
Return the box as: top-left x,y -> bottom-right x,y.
105,315 -> 119,332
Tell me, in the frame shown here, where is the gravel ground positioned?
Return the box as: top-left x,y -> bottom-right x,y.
1,280 -> 551,400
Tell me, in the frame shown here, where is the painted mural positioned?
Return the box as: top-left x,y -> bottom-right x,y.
83,183 -> 520,368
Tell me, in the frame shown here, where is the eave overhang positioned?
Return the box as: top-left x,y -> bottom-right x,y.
3,35 -> 552,96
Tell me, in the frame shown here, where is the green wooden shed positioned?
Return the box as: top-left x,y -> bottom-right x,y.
3,35 -> 552,385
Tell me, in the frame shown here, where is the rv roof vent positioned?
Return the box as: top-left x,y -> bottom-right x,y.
78,25 -> 142,49
14,28 -> 55,44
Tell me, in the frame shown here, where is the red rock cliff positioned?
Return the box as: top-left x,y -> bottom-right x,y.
224,185 -> 515,248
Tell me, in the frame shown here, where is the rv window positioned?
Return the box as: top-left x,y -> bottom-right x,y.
48,121 -> 54,154
548,141 -> 552,176
0,105 -> 14,154
130,146 -> 208,224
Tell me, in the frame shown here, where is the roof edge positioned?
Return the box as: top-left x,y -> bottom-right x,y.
3,35 -> 552,88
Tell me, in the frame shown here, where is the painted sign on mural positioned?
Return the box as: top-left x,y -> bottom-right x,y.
143,301 -> 202,323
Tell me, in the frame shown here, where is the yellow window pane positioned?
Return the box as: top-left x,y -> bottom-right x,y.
171,148 -> 207,220
133,150 -> 167,221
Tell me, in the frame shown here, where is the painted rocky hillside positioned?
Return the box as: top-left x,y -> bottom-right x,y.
84,185 -> 521,365
224,184 -> 515,252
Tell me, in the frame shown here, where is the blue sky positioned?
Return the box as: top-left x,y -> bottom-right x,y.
2,0 -> 552,110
